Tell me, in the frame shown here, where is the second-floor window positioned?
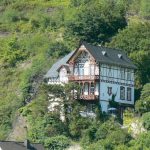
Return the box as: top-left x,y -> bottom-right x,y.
108,66 -> 112,77
127,69 -> 131,80
90,64 -> 95,75
120,86 -> 125,100
79,64 -> 84,75
120,68 -> 125,79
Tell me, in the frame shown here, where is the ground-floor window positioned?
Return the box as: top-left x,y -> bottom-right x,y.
120,86 -> 125,100
127,87 -> 131,101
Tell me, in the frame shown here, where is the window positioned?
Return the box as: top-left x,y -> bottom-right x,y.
84,82 -> 89,95
74,51 -> 90,76
108,66 -> 112,77
90,64 -> 95,75
107,87 -> 112,96
127,87 -> 131,101
127,69 -> 131,80
120,68 -> 125,79
120,86 -> 125,100
74,67 -> 78,75
90,83 -> 95,95
79,64 -> 84,75
95,64 -> 99,75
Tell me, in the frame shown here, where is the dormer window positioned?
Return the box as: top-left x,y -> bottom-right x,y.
80,44 -> 86,49
118,54 -> 122,59
102,51 -> 107,56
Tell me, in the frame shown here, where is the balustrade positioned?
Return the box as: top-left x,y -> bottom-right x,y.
68,75 -> 99,81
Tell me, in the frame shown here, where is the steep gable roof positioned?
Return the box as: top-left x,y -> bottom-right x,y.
44,51 -> 75,78
68,41 -> 136,69
0,141 -> 44,150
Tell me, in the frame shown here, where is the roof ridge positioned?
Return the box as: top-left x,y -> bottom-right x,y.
0,141 -> 42,144
83,41 -> 126,54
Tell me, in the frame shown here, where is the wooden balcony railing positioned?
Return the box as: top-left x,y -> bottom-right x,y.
68,75 -> 99,81
74,94 -> 99,100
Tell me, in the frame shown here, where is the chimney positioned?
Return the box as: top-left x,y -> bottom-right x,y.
24,139 -> 31,149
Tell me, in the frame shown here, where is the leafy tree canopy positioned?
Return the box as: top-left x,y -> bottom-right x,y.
108,22 -> 150,86
66,0 -> 127,44
135,83 -> 150,114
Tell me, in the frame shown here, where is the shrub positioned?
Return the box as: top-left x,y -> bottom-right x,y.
95,126 -> 108,140
81,125 -> 97,148
142,112 -> 150,130
129,132 -> 150,149
44,135 -> 70,150
86,140 -> 105,150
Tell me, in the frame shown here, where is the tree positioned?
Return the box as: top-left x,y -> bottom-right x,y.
108,22 -> 150,54
44,83 -> 80,124
142,112 -> 150,130
129,132 -> 150,149
108,22 -> 150,86
130,50 -> 150,86
135,83 -> 150,114
140,0 -> 150,18
0,36 -> 29,67
66,0 -> 127,44
70,0 -> 92,7
44,135 -> 70,150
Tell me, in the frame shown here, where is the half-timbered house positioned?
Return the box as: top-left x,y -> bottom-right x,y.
45,41 -> 136,114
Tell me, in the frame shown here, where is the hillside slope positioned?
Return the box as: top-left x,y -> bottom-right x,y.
0,0 -> 149,147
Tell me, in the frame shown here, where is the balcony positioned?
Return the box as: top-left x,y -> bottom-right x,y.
74,94 -> 99,101
68,75 -> 99,81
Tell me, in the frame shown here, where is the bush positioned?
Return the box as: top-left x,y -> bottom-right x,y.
81,125 -> 97,148
44,135 -> 70,150
129,132 -> 150,149
66,0 -> 127,44
95,126 -> 108,140
142,112 -> 150,130
136,83 -> 150,114
86,140 -> 105,150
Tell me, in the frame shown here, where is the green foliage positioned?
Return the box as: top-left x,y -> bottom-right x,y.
135,83 -> 150,113
66,0 -> 127,44
81,123 -> 97,147
108,22 -> 150,86
20,85 -> 68,143
0,0 -> 149,147
70,0 -> 91,7
46,41 -> 71,58
140,0 -> 150,17
108,22 -> 150,54
0,36 -> 29,67
69,112 -> 91,138
81,118 -> 131,150
27,113 -> 68,142
44,135 -> 70,150
130,50 -> 150,86
86,141 -> 105,150
142,112 -> 150,130
109,94 -> 119,108
129,132 -> 150,150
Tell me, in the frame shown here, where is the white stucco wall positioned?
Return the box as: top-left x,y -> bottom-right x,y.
59,67 -> 68,83
48,96 -> 65,121
99,64 -> 135,112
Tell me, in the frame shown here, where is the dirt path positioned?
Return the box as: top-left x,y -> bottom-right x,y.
7,115 -> 27,141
